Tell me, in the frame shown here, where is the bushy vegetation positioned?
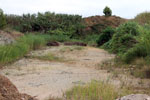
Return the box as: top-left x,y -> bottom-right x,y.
0,8 -> 6,29
103,6 -> 112,17
98,21 -> 150,79
122,26 -> 150,63
5,12 -> 84,37
100,21 -> 150,64
97,27 -> 115,46
134,12 -> 150,25
102,22 -> 139,54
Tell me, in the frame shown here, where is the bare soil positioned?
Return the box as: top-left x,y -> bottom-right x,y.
1,45 -> 150,100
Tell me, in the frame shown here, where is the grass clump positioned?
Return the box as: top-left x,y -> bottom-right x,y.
0,34 -> 48,65
65,81 -> 130,100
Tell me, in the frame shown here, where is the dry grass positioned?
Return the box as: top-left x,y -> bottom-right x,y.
47,81 -> 131,100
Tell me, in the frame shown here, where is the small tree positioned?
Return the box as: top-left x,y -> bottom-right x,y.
103,6 -> 112,17
0,8 -> 6,29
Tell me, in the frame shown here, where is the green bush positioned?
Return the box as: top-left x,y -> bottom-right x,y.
116,22 -> 140,36
5,12 -> 84,35
103,6 -> 112,17
97,27 -> 115,46
0,8 -> 6,29
110,22 -> 139,53
123,26 -> 150,63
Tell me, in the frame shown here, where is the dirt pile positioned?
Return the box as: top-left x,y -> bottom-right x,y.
0,30 -> 23,45
83,15 -> 127,34
0,74 -> 37,100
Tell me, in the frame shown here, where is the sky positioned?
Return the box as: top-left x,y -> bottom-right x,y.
0,0 -> 150,19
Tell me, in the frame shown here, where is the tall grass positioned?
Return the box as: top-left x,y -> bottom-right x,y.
0,34 -> 47,65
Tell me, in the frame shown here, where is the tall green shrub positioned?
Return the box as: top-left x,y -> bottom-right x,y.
110,22 -> 139,53
0,8 -> 6,29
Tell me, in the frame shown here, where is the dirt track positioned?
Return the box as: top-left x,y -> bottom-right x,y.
0,46 -> 115,100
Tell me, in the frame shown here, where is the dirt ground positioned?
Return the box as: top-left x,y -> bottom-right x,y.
0,45 -> 150,100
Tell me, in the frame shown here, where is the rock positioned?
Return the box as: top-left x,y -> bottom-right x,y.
64,42 -> 87,46
117,94 -> 150,100
47,41 -> 59,46
0,74 -> 37,100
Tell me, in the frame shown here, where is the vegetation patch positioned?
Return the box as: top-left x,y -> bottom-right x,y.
0,34 -> 48,66
64,81 -> 130,100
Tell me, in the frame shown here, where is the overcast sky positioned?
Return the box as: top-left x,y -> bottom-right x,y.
0,0 -> 150,18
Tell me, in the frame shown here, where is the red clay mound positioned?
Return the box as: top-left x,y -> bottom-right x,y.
0,74 -> 37,100
83,15 -> 127,34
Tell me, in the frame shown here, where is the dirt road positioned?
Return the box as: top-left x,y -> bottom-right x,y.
0,46 -> 115,100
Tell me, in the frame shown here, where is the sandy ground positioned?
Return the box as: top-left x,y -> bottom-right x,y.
1,46 -> 150,100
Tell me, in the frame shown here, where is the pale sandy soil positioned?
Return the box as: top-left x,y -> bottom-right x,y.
1,45 -> 150,100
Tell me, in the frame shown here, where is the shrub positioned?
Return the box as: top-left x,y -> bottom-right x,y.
97,27 -> 115,46
0,8 -> 6,29
134,11 -> 150,25
103,6 -> 112,17
5,12 -> 84,35
123,26 -> 150,63
116,21 -> 140,36
110,22 -> 139,53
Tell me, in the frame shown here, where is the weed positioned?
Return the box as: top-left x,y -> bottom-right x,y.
64,81 -> 130,100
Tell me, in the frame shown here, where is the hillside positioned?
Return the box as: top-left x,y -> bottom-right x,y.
83,15 -> 127,34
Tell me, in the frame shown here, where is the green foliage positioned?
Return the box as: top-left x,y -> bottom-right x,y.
103,6 -> 112,17
134,11 -> 150,25
0,34 -> 47,65
116,21 -> 140,36
5,12 -> 84,36
0,8 -> 6,29
109,22 -> 139,53
123,26 -> 150,63
97,27 -> 115,46
81,34 -> 99,46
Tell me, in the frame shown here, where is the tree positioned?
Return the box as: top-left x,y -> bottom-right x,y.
0,8 -> 6,29
103,6 -> 112,17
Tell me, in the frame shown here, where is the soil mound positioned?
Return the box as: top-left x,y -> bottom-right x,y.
0,74 -> 36,100
83,15 -> 127,34
0,30 -> 23,45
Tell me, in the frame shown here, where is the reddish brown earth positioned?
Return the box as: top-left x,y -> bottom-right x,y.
83,15 -> 127,34
0,74 -> 37,100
